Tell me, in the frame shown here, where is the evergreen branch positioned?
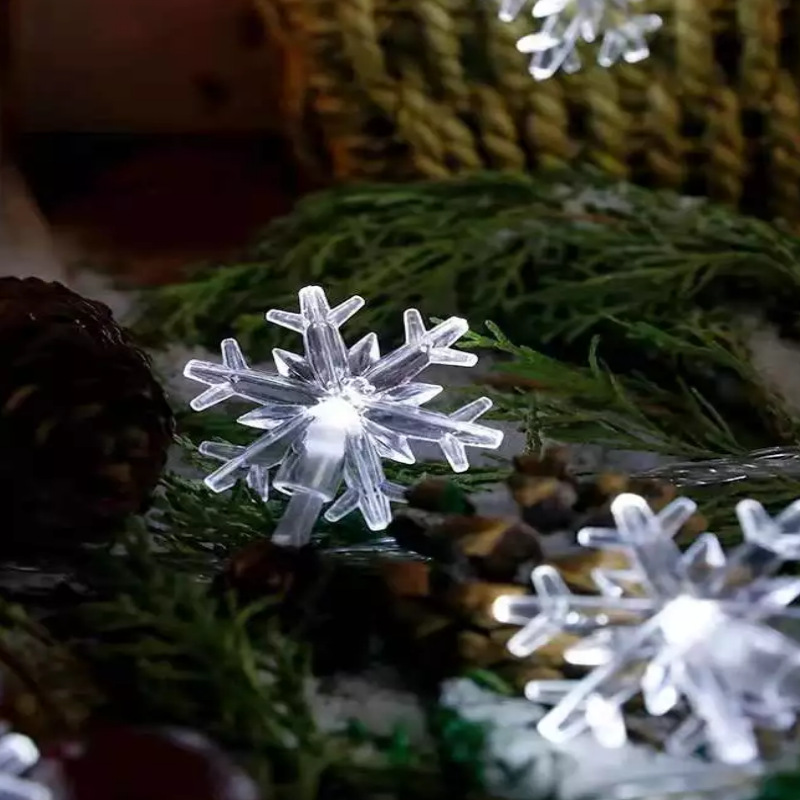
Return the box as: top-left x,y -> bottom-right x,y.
133,171 -> 800,358
71,534 -> 337,799
135,170 -> 800,458
147,460 -> 506,568
69,536 -> 504,799
464,323 -> 750,458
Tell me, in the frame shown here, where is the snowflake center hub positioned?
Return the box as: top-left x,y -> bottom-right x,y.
658,595 -> 724,647
312,395 -> 363,432
333,376 -> 376,407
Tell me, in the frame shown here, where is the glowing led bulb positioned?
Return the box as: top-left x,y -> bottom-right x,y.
494,493 -> 800,766
184,286 -> 503,547
0,730 -> 50,800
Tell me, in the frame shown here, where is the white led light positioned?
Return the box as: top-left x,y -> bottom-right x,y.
0,731 -> 51,800
498,0 -> 661,80
184,286 -> 503,547
494,492 -> 800,765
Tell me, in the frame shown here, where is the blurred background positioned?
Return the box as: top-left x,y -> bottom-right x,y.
1,0 -> 303,286
5,0 -> 800,288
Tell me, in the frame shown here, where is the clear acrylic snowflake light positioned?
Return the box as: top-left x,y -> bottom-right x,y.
0,728 -> 50,800
184,286 -> 503,547
498,0 -> 662,81
493,492 -> 800,766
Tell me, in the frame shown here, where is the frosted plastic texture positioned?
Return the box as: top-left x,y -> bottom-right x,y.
184,286 -> 503,547
498,0 -> 662,80
493,492 -> 800,766
0,730 -> 50,800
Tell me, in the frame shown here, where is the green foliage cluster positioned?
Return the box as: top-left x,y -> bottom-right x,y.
462,322 -> 749,458
136,169 -> 800,454
0,528 -> 498,800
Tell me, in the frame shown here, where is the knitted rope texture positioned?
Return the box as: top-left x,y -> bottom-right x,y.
258,0 -> 800,220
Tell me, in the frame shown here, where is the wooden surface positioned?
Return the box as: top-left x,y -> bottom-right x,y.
12,0 -> 280,133
18,134 -> 301,287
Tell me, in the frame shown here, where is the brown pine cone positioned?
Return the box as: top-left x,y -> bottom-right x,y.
391,510 -> 544,583
508,447 -> 707,541
508,448 -> 580,533
576,473 -> 708,539
0,277 -> 173,551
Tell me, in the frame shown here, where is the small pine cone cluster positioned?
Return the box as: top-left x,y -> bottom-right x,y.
508,447 -> 707,541
380,452 -> 707,685
0,278 -> 174,552
379,557 -> 576,689
220,450 -> 708,685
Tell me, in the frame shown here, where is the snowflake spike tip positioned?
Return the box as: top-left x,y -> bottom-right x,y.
184,337 -> 247,411
585,695 -> 628,749
736,498 -> 800,559
364,310 -> 478,390
349,332 -> 380,375
683,532 -> 725,573
451,396 -> 494,422
776,498 -> 800,533
0,730 -> 51,800
498,0 -> 529,22
496,566 -> 578,658
237,403 -> 307,429
272,348 -> 312,380
438,397 -> 501,472
265,287 -> 365,334
532,0 -> 569,17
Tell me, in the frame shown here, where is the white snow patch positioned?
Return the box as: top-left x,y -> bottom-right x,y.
440,679 -> 760,800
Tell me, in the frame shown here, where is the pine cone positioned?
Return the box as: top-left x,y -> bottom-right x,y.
575,474 -> 708,540
508,448 -> 580,533
0,278 -> 173,551
508,447 -> 707,541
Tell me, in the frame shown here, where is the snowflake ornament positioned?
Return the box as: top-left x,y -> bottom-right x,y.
498,0 -> 662,81
0,728 -> 50,800
184,286 -> 503,547
493,492 -> 800,766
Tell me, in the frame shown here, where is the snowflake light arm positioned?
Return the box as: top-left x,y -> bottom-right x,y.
578,494 -> 698,598
184,285 -> 502,548
365,397 -> 502,472
495,492 -> 800,766
0,731 -> 51,800
363,310 -> 478,391
203,415 -> 312,494
597,11 -> 662,68
507,0 -> 662,81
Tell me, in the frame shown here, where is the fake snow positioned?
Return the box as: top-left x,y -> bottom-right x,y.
439,679 -> 761,800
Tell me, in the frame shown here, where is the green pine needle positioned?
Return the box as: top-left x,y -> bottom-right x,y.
137,170 -> 800,462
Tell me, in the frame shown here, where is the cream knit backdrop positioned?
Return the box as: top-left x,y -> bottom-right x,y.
256,0 -> 800,220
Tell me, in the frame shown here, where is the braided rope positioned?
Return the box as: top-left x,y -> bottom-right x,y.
471,85 -> 528,169
674,0 -> 716,103
705,87 -> 746,205
737,0 -> 779,105
643,73 -> 687,188
768,71 -> 800,222
482,11 -> 574,168
257,0 -> 800,221
413,0 -> 471,108
583,67 -> 630,178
